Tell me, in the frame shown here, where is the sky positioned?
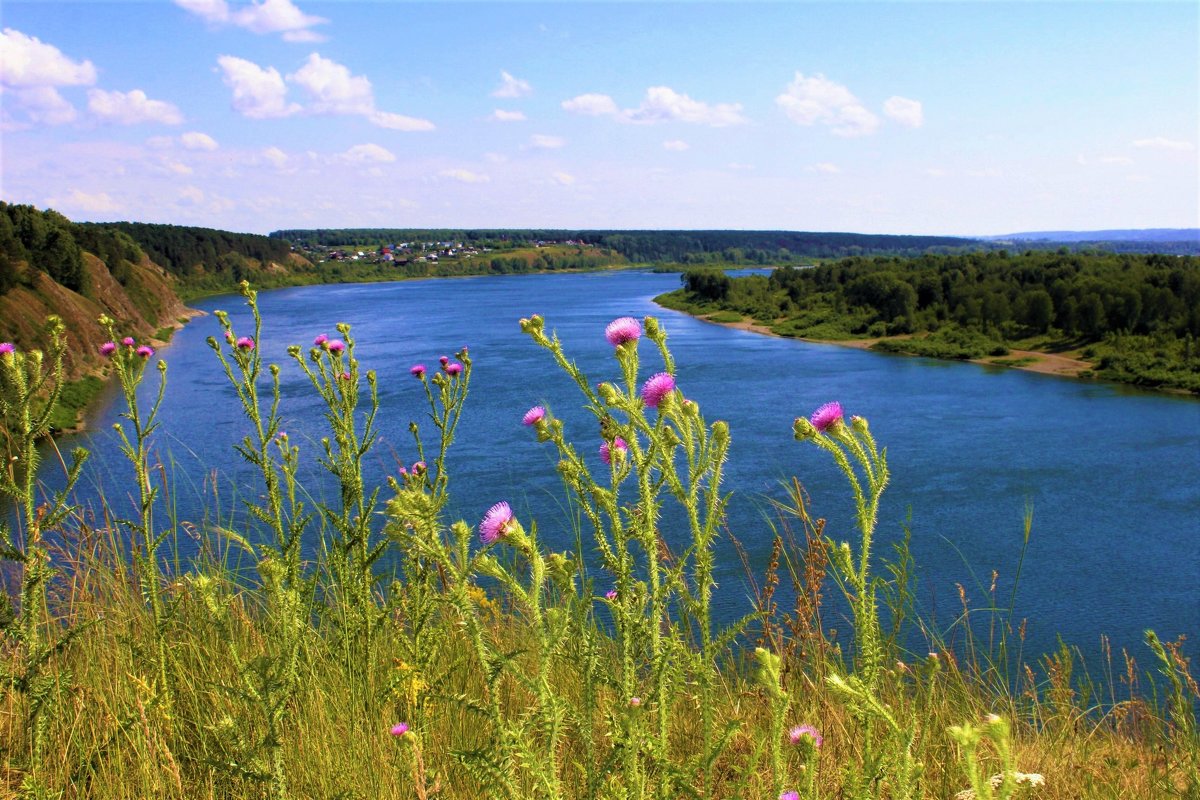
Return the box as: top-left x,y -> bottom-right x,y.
0,1 -> 1197,236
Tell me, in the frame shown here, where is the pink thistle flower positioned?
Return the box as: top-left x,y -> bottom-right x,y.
410,364 -> 426,378
628,697 -> 641,708
224,330 -> 234,342
789,724 -> 823,749
605,316 -> 641,346
314,333 -> 329,347
810,402 -> 843,433
640,372 -> 676,409
445,362 -> 463,376
605,589 -> 617,601
523,406 -> 546,426
236,336 -> 255,350
411,461 -> 426,474
122,337 -> 136,347
99,342 -> 117,358
398,466 -> 408,477
136,345 -> 154,359
600,437 -> 627,465
479,501 -> 515,545
339,371 -> 351,381
439,355 -> 449,367
327,340 -> 345,353
780,792 -> 800,800
390,722 -> 409,737
0,342 -> 14,356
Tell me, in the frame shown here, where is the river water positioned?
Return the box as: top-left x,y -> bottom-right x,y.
52,270 -> 1200,664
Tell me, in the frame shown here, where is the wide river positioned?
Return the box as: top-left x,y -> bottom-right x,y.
55,270 -> 1199,664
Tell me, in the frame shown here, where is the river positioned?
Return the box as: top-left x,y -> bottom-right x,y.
50,269 -> 1200,664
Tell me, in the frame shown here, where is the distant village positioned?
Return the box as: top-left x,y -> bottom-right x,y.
295,239 -> 595,266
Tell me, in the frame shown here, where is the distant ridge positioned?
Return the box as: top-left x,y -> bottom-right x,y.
985,228 -> 1199,243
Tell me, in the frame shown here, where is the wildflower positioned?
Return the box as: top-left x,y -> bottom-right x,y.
236,336 -> 255,350
628,696 -> 641,707
224,330 -> 234,342
605,316 -> 641,346
780,793 -> 800,800
439,355 -> 449,367
0,342 -> 13,356
600,437 -> 627,465
122,336 -> 136,347
136,345 -> 154,359
640,372 -> 676,409
410,364 -> 426,378
605,589 -> 617,601
327,340 -> 345,353
479,501 -> 515,545
789,724 -> 823,749
339,371 -> 351,381
99,341 -> 117,357
810,401 -> 843,432
523,406 -> 546,426
314,333 -> 328,346
390,722 -> 409,737
445,362 -> 463,376
411,461 -> 426,475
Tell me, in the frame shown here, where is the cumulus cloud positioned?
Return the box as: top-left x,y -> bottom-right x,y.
46,188 -> 121,214
368,110 -> 435,132
288,52 -> 373,114
561,93 -> 620,116
181,131 -> 219,150
1132,137 -> 1193,151
218,55 -> 300,118
562,87 -> 745,127
530,134 -> 565,149
0,28 -> 97,87
262,146 -> 289,167
806,162 -> 841,174
662,139 -> 689,151
440,168 -> 490,183
492,70 -> 531,98
488,109 -> 526,122
883,96 -> 923,128
88,89 -> 184,125
776,72 -> 879,137
9,86 -> 78,125
551,171 -> 575,185
175,0 -> 328,42
334,143 -> 396,164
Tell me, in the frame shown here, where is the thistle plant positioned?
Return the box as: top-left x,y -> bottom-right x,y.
207,283 -> 315,799
99,316 -> 174,706
0,320 -> 89,783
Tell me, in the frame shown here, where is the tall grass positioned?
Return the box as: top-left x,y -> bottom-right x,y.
0,285 -> 1196,799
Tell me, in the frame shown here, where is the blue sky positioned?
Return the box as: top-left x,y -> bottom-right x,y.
1,1 -> 1196,235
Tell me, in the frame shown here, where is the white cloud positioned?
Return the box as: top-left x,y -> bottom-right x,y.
530,134 -> 565,149
336,143 -> 396,164
178,185 -> 206,205
181,131 -> 219,150
1099,155 -> 1134,166
47,188 -> 121,214
88,89 -> 184,125
262,146 -> 289,167
11,86 -> 78,125
0,28 -> 97,88
288,53 -> 373,114
492,70 -> 531,98
563,87 -> 745,127
217,55 -> 300,118
776,72 -> 879,137
807,162 -> 841,174
440,168 -> 490,183
175,0 -> 328,41
883,96 -> 923,128
369,110 -> 435,131
1132,137 -> 1193,151
489,109 -> 526,122
551,171 -> 575,185
163,159 -> 193,175
562,93 -> 620,116
663,139 -> 689,151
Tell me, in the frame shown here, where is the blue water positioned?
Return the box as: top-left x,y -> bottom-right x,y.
49,270 -> 1200,663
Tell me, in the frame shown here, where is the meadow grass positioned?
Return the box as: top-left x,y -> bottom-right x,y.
0,288 -> 1196,799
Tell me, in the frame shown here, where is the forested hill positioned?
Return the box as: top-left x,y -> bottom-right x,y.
270,228 -> 980,262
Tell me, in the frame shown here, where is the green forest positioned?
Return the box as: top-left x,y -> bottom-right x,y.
659,250 -> 1200,393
